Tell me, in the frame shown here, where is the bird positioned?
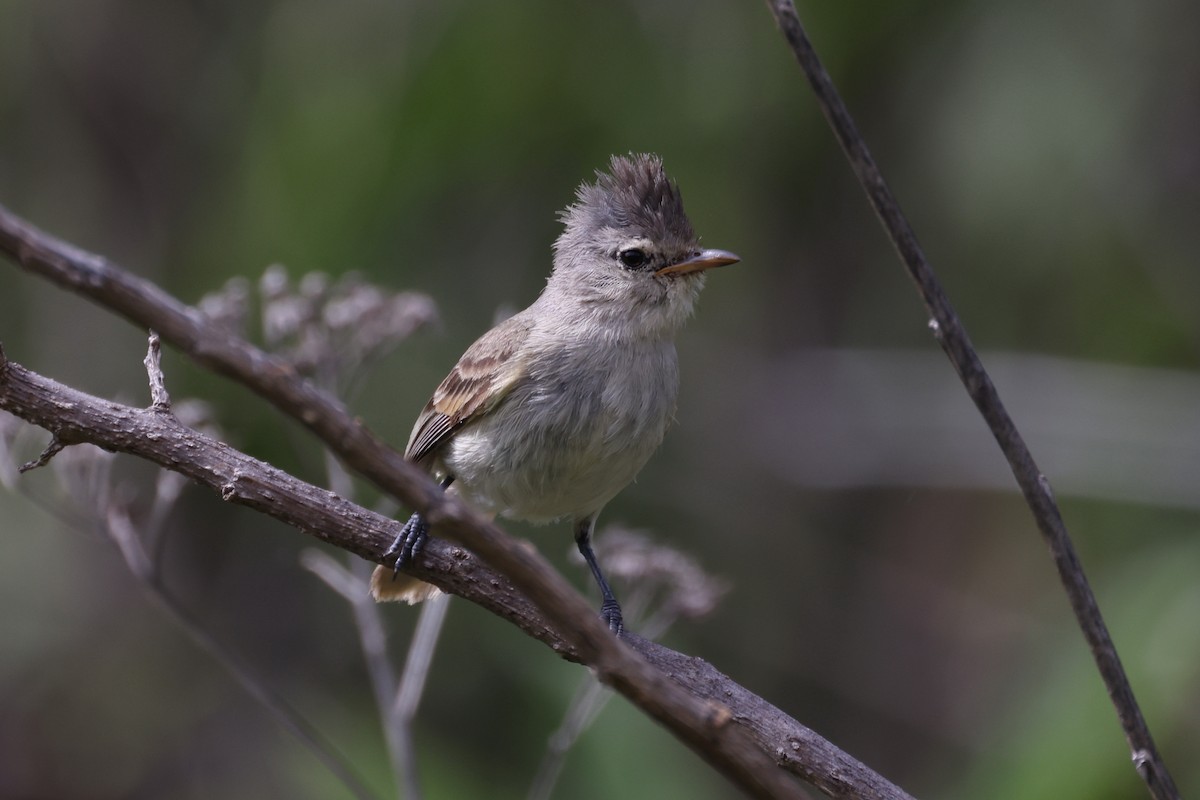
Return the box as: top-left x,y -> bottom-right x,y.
370,153 -> 739,634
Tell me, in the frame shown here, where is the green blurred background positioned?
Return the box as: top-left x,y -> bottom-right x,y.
1,0 -> 1198,797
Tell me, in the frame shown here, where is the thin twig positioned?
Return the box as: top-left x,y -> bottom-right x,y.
302,550 -> 414,799
528,678 -> 610,800
141,333 -> 379,797
108,519 -> 381,800
19,435 -> 65,473
144,331 -> 171,411
393,592 -> 451,727
4,337 -> 380,799
302,549 -> 366,602
764,3 -> 1179,798
318,436 -> 442,800
2,433 -> 378,800
304,546 -> 445,800
17,464 -> 378,800
391,592 -> 452,800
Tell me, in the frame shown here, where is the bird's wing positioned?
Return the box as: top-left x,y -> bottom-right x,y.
405,313 -> 533,465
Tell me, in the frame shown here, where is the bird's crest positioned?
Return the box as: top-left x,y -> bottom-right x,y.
560,153 -> 696,245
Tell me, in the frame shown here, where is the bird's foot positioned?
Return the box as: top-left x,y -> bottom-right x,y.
384,511 -> 429,578
600,599 -> 624,636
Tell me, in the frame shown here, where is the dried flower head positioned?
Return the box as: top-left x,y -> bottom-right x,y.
197,277 -> 251,335
251,264 -> 437,390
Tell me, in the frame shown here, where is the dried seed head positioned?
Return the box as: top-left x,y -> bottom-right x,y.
197,277 -> 251,334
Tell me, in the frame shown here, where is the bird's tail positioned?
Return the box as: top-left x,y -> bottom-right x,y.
369,567 -> 443,604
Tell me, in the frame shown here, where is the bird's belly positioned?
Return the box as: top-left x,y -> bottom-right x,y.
441,355 -> 676,522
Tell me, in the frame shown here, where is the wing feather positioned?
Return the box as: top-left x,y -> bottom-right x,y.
405,314 -> 531,465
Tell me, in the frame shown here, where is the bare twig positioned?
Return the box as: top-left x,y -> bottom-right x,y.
104,509 -> 379,800
106,510 -> 380,800
393,592 -> 451,727
302,551 -> 418,799
2,429 -> 379,800
391,587 -> 451,786
303,546 -> 448,800
302,549 -> 367,603
528,678 -> 610,800
10,428 -> 379,798
391,591 -> 452,800
312,464 -> 401,729
118,335 -> 380,797
19,435 -> 65,473
764,3 -> 1179,798
0,343 -> 908,800
311,358 -> 443,800
144,331 -> 171,410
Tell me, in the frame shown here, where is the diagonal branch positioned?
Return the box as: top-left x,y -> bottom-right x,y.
763,3 -> 1179,798
0,338 -> 913,799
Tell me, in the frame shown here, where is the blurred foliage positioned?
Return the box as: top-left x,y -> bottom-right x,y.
1,0 -> 1198,798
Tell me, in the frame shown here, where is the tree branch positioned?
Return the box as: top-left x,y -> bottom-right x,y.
0,202 -> 814,799
764,3 -> 1179,798
0,335 -> 912,799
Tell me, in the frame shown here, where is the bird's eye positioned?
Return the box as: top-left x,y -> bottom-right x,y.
618,248 -> 648,269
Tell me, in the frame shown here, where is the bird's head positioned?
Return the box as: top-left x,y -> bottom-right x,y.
548,154 -> 739,329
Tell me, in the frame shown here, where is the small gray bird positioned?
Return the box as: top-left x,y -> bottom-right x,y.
371,153 -> 738,633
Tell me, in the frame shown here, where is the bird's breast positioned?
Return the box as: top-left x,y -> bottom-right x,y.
441,337 -> 679,522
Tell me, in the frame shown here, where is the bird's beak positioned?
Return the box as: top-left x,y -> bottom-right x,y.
655,249 -> 741,277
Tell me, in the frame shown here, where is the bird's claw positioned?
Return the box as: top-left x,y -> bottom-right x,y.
600,599 -> 624,636
384,512 -> 429,579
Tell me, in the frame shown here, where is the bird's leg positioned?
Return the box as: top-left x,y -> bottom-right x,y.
385,475 -> 454,578
574,517 -> 623,635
